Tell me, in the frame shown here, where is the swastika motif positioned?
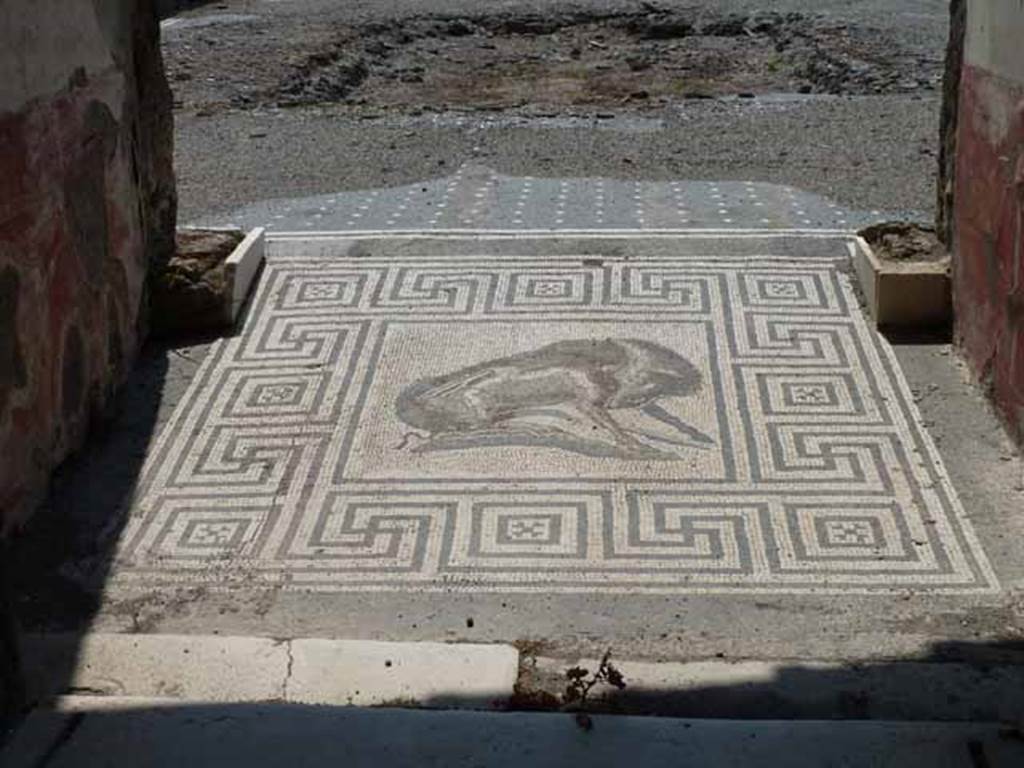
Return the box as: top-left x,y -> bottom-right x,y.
112,234 -> 996,594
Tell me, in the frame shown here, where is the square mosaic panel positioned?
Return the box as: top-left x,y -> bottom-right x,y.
114,234 -> 997,593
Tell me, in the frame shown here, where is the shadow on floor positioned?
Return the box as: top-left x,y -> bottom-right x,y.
880,325 -> 954,345
515,639 -> 1024,722
0,331 -> 215,731
4,646 -> 1024,767
157,1 -> 220,19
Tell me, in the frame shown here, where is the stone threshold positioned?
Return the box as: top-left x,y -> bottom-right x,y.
19,632 -> 1024,723
22,633 -> 518,709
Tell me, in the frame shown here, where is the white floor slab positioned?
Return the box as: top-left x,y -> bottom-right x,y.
23,634 -> 519,709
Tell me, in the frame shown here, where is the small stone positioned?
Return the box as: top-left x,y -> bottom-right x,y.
446,19 -> 475,37
364,41 -> 391,57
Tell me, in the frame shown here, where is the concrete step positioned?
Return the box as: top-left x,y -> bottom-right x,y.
523,654 -> 1024,722
4,697 -> 1024,768
23,633 -> 519,709
21,633 -> 1024,723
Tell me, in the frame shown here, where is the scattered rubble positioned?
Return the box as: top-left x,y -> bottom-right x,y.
162,8 -> 942,115
150,229 -> 244,337
859,222 -> 948,263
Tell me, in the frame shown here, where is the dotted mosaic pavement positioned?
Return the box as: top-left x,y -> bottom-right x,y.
113,233 -> 996,594
203,165 -> 885,234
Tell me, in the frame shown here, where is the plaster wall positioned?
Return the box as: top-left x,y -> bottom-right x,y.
0,0 -> 175,532
953,0 -> 1024,443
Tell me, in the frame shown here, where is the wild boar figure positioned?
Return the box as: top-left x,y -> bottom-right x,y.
395,338 -> 715,460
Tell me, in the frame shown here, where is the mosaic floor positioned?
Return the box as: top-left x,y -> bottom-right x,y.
203,165 -> 882,233
114,233 -> 996,594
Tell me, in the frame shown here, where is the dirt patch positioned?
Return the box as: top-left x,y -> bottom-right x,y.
273,12 -> 935,110
150,229 -> 244,337
175,228 -> 243,261
163,8 -> 941,115
860,222 -> 948,263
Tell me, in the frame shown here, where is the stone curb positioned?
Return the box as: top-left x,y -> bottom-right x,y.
22,634 -> 519,709
223,226 -> 265,324
286,638 -> 518,707
850,234 -> 951,328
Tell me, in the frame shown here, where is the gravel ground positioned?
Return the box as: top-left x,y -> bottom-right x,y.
175,95 -> 940,223
166,0 -> 950,223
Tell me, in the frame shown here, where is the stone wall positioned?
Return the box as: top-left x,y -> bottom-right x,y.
952,1 -> 1024,444
0,0 -> 176,534
937,0 -> 965,247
